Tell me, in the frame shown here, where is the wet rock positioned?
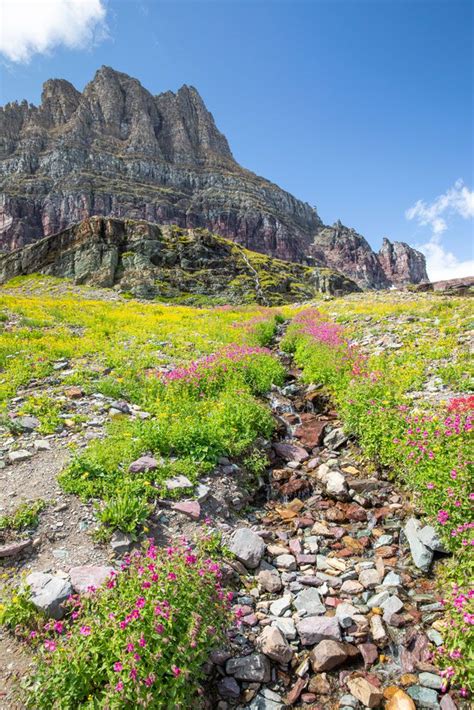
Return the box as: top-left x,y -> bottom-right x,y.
257,625 -> 293,664
26,572 -> 73,619
294,587 -> 326,616
69,565 -> 115,593
347,677 -> 383,708
404,518 -> 433,572
297,615 -> 342,645
406,686 -> 440,708
273,442 -> 309,463
295,415 -> 326,448
226,653 -> 271,682
218,676 -> 240,699
310,639 -> 349,671
419,673 -> 443,690
128,455 -> 159,473
228,528 -> 266,569
386,690 -> 416,710
323,427 -> 347,450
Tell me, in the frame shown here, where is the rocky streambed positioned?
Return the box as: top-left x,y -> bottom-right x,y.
209,340 -> 455,710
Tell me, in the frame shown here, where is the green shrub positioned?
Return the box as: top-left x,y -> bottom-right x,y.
28,540 -> 232,708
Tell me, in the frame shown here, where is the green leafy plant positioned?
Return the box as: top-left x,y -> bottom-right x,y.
27,539 -> 232,709
0,499 -> 46,532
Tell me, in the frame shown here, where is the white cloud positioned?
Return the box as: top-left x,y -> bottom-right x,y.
406,179 -> 474,282
0,0 -> 107,63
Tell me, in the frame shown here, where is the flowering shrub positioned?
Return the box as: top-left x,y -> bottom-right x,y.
284,305 -> 473,695
27,540 -> 232,708
436,581 -> 474,696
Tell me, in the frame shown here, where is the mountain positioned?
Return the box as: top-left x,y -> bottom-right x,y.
0,66 -> 428,288
0,217 -> 360,304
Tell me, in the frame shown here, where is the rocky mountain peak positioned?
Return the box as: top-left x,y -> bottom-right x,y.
0,67 -> 428,288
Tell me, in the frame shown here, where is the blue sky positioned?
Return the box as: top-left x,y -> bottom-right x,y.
1,0 -> 472,279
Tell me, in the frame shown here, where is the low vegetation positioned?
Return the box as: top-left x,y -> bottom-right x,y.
281,296 -> 473,693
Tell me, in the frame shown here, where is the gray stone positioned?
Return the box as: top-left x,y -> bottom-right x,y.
294,587 -> 325,616
336,601 -> 359,627
15,416 -> 40,432
367,590 -> 390,608
195,483 -> 210,502
228,528 -> 265,569
7,449 -> 32,463
275,554 -> 296,571
419,673 -> 444,690
382,571 -> 402,587
165,474 -> 194,490
269,595 -> 292,617
297,615 -> 342,645
407,686 -> 440,709
271,617 -> 297,640
404,518 -> 434,572
26,572 -> 72,619
323,427 -> 347,450
225,653 -> 271,682
381,595 -> 404,621
110,530 -> 133,555
358,568 -> 380,589
217,676 -> 240,699
418,525 -> 447,553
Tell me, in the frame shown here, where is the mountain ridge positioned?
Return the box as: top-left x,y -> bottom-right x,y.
0,66 -> 428,289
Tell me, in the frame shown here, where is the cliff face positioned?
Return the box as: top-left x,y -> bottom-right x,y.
0,217 -> 360,304
377,237 -> 428,286
0,66 -> 427,288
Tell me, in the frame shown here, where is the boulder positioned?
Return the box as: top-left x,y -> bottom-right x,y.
297,615 -> 342,645
226,653 -> 271,682
228,528 -> 265,569
347,677 -> 383,708
26,572 -> 73,619
310,639 -> 349,671
257,625 -> 293,664
294,587 -> 325,616
69,565 -> 115,593
128,455 -> 159,473
404,518 -> 433,572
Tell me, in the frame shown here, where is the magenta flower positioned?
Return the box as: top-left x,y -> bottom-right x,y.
44,639 -> 57,652
80,625 -> 91,636
113,662 -> 123,672
171,665 -> 181,677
